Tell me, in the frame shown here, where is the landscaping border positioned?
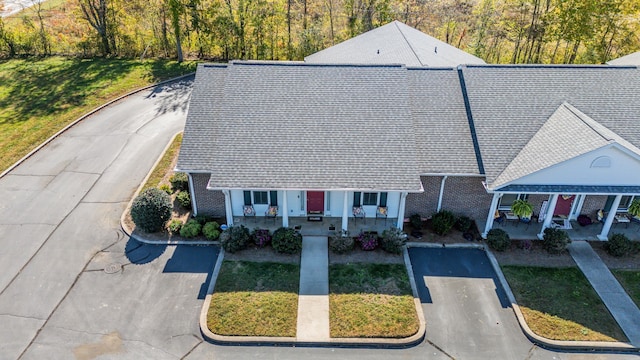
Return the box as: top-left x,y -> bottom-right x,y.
0,72 -> 195,179
198,246 -> 426,348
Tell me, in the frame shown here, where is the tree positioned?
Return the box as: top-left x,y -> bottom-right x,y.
168,0 -> 184,62
78,0 -> 114,55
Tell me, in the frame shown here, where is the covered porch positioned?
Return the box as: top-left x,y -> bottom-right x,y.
229,216 -> 401,237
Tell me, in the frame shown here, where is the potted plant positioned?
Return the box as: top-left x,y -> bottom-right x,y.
511,199 -> 533,220
628,198 -> 640,218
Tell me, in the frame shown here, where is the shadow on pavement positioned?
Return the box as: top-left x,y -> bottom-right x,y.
163,245 -> 219,299
409,247 -> 510,308
125,238 -> 167,265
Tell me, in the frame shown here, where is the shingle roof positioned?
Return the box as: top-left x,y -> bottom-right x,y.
491,102 -> 640,189
408,68 -> 479,174
607,51 -> 640,65
177,62 -> 425,192
305,21 -> 485,67
460,65 -> 640,188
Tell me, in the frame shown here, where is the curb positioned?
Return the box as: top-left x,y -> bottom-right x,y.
0,72 -> 195,180
197,247 -> 426,348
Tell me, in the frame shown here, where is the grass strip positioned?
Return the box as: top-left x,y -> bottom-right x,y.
141,133 -> 182,191
502,266 -> 627,342
612,270 -> 640,308
0,57 -> 196,173
208,261 -> 299,337
329,263 -> 419,338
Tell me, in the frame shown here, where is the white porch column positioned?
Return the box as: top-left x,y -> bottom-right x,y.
537,193 -> 559,239
482,193 -> 501,238
396,192 -> 408,229
598,194 -> 622,241
282,190 -> 289,228
222,190 -> 233,226
342,191 -> 349,232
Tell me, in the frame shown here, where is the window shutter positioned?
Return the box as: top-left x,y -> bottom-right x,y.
243,191 -> 252,206
270,191 -> 278,206
353,192 -> 361,207
380,192 -> 388,207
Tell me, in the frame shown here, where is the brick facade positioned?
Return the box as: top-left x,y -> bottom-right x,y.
191,173 -> 225,217
405,176 -> 493,221
582,195 -> 608,217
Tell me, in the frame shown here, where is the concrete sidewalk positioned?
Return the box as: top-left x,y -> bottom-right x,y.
296,236 -> 330,341
568,241 -> 640,346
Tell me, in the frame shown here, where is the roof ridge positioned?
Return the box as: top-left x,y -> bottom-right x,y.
394,21 -> 424,67
465,64 -> 638,70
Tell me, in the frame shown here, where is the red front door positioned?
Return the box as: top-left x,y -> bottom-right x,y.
554,195 -> 575,216
307,191 -> 324,214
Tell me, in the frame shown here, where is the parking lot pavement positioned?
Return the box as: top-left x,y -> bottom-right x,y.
408,247 -> 535,359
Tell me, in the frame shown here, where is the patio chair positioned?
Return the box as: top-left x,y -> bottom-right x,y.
265,205 -> 278,224
243,205 -> 256,222
375,206 -> 388,224
352,206 -> 365,224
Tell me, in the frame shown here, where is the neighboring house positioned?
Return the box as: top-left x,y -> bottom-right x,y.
607,50 -> 640,65
176,22 -> 640,241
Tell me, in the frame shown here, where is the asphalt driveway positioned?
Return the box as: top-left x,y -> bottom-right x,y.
408,246 -> 535,359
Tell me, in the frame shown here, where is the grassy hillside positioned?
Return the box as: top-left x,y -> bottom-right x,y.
0,57 -> 196,173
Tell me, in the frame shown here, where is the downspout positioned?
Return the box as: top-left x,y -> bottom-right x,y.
436,175 -> 448,212
187,173 -> 198,216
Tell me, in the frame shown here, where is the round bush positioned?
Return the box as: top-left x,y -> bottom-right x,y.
605,233 -> 632,257
356,232 -> 378,251
380,227 -> 406,254
409,214 -> 422,229
170,172 -> 189,192
176,191 -> 191,209
168,219 -> 183,234
180,219 -> 202,238
329,231 -> 354,254
202,221 -> 221,240
455,215 -> 473,232
486,228 -> 510,252
220,225 -> 250,253
272,227 -> 303,254
252,229 -> 272,247
194,214 -> 210,225
159,184 -> 172,195
542,228 -> 571,254
130,188 -> 172,233
431,210 -> 456,236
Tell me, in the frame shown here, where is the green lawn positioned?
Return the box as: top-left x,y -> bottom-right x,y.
0,57 -> 196,172
612,270 -> 640,308
502,266 -> 627,342
207,261 -> 300,337
141,133 -> 182,192
329,263 -> 419,338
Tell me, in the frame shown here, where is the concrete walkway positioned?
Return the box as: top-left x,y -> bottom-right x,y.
568,241 -> 640,346
296,236 -> 330,341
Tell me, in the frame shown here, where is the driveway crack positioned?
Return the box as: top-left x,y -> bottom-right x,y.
426,338 -> 456,360
0,313 -> 46,321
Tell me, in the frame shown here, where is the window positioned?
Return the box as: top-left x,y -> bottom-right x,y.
354,192 -> 388,207
253,191 -> 268,205
363,192 -> 378,206
498,194 -> 528,211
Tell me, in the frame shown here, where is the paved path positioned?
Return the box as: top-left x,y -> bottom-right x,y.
568,241 -> 640,346
296,236 -> 330,341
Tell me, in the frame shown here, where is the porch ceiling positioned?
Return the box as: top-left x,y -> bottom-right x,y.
495,184 -> 640,194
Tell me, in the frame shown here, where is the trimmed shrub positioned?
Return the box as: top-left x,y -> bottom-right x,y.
252,229 -> 272,247
605,233 -> 633,257
168,219 -> 183,234
409,214 -> 422,229
170,172 -> 189,192
380,227 -> 406,254
542,228 -> 571,254
180,219 -> 201,238
176,191 -> 191,209
159,184 -> 172,195
272,227 -> 303,254
220,225 -> 250,253
486,228 -> 510,252
356,231 -> 378,251
329,231 -> 354,254
194,214 -> 210,225
455,215 -> 473,232
431,210 -> 456,236
130,188 -> 172,233
203,221 -> 221,240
